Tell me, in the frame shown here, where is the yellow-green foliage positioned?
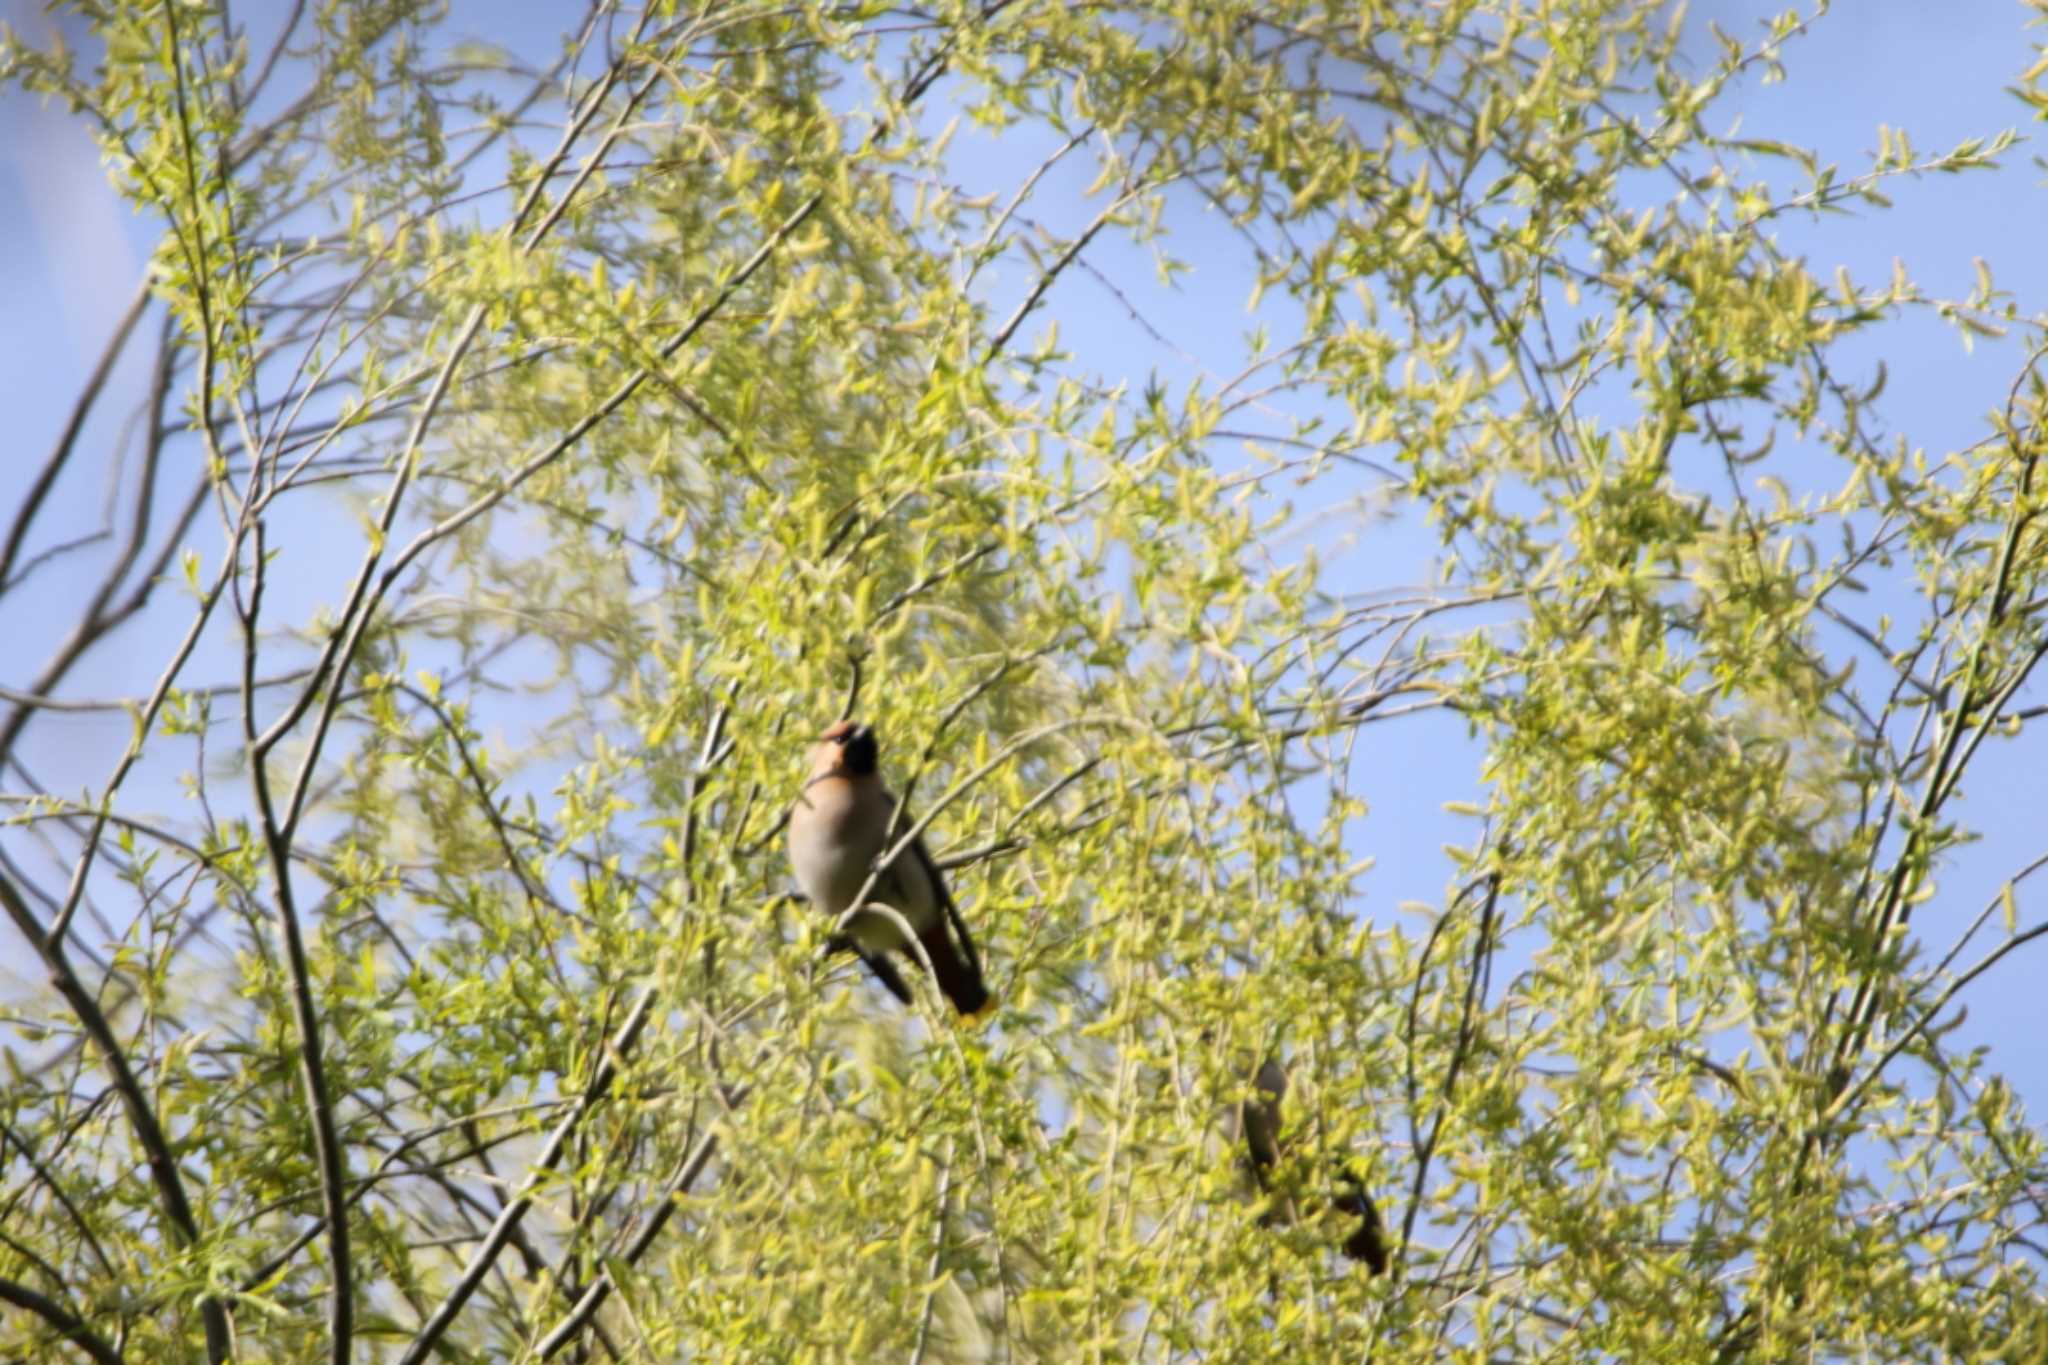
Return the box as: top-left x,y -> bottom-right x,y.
2,1 -> 2046,1361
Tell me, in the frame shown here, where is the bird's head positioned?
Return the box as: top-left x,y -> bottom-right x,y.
814,719 -> 880,778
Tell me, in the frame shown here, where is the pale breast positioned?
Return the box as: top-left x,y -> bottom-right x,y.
788,777 -> 939,948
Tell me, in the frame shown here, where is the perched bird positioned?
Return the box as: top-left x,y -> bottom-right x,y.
1240,1057 -> 1291,1173
787,719 -> 991,1016
1331,1164 -> 1388,1271
1240,1056 -> 1388,1276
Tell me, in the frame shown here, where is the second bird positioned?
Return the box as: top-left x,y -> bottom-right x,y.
1242,1056 -> 1388,1275
788,720 -> 991,1016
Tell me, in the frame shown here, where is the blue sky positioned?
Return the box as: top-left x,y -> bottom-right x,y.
3,0 -> 2045,1159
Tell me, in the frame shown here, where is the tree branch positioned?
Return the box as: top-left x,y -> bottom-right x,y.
0,873 -> 231,1359
397,985 -> 659,1364
0,1274 -> 124,1365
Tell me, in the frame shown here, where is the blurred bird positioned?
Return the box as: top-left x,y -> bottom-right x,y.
1241,1056 -> 1388,1275
787,719 -> 991,1016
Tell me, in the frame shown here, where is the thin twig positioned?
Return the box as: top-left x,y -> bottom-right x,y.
397,985 -> 659,1365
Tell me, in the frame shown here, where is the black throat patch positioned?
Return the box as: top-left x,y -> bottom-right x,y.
842,728 -> 879,775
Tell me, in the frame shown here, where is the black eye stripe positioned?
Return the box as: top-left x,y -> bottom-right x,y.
824,726 -> 873,754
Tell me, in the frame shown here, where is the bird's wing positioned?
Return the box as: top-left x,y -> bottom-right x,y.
878,791 -> 984,980
906,829 -> 982,981
857,946 -> 915,1004
824,933 -> 914,1004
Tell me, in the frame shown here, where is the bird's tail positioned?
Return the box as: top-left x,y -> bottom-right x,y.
1334,1172 -> 1389,1276
918,921 -> 991,1016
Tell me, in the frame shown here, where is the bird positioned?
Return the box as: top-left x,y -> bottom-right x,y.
787,719 -> 991,1016
1240,1055 -> 1388,1275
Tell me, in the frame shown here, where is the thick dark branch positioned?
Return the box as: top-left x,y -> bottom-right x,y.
0,874 -> 230,1359
238,511 -> 357,1365
0,1275 -> 124,1365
